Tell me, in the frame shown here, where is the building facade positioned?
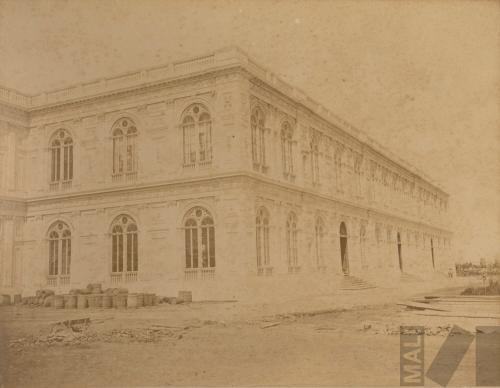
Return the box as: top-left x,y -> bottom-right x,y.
0,47 -> 453,300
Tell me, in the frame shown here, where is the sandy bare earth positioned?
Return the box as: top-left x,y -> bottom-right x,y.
0,286 -> 498,387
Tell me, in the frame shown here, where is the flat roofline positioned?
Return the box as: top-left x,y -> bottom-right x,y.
0,45 -> 448,196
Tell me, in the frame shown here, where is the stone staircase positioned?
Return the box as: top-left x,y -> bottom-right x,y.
338,275 -> 376,290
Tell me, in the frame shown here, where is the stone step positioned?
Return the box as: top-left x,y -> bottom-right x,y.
400,273 -> 424,282
338,276 -> 376,290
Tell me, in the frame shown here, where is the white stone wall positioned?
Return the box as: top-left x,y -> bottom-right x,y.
0,53 -> 453,300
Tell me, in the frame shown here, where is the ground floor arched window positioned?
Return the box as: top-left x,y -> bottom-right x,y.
359,224 -> 367,268
286,212 -> 299,273
397,232 -> 403,271
339,222 -> 349,274
184,207 -> 215,280
315,217 -> 325,271
111,215 -> 138,282
256,207 -> 271,275
47,221 -> 71,286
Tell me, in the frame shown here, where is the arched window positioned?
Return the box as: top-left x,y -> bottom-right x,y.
111,215 -> 138,282
375,224 -> 381,244
339,221 -> 349,274
281,121 -> 294,179
315,217 -> 325,271
360,224 -> 367,268
251,106 -> 266,170
181,104 -> 212,167
286,212 -> 299,273
334,143 -> 344,192
112,118 -> 138,179
430,238 -> 435,269
311,135 -> 320,185
47,221 -> 71,286
256,207 -> 271,275
49,130 -> 73,188
184,207 -> 215,279
397,231 -> 403,271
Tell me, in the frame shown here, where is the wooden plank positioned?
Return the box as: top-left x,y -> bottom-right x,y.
430,295 -> 500,300
397,301 -> 450,311
414,311 -> 500,319
261,322 -> 281,329
412,299 -> 432,304
429,298 -> 500,303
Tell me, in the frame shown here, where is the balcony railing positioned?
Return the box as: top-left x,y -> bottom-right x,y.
257,266 -> 273,276
183,160 -> 212,169
49,180 -> 73,191
110,271 -> 138,284
184,267 -> 216,280
47,275 -> 57,286
112,171 -> 137,183
198,159 -> 212,167
59,274 -> 71,285
288,266 -> 301,274
61,181 -> 72,190
125,171 -> 137,181
46,275 -> 70,287
200,268 -> 215,280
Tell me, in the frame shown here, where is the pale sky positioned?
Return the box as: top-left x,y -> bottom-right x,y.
1,0 -> 498,262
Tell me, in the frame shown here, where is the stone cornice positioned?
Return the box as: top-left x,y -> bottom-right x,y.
22,171 -> 451,235
0,196 -> 27,215
0,102 -> 30,128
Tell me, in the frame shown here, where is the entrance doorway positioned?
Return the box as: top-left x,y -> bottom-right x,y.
397,232 -> 403,271
431,238 -> 435,269
339,222 -> 349,275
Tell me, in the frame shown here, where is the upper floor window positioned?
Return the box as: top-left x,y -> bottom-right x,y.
47,221 -> 71,286
49,130 -> 73,189
112,118 -> 138,180
251,106 -> 266,171
111,215 -> 138,283
286,212 -> 299,273
181,104 -> 212,167
334,144 -> 344,193
311,136 -> 320,185
281,121 -> 294,179
256,207 -> 271,275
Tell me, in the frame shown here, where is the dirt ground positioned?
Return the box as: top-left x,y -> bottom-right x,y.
0,283 -> 498,387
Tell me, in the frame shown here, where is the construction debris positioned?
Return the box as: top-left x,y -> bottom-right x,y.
260,322 -> 281,329
8,319 -> 192,351
414,311 -> 500,320
359,321 -> 452,336
397,301 -> 450,312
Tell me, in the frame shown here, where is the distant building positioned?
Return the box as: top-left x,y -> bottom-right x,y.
0,47 -> 453,300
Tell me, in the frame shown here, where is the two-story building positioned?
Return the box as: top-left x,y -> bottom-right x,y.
0,47 -> 453,300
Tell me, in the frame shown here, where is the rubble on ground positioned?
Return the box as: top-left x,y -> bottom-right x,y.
358,321 -> 452,336
8,318 -> 190,351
